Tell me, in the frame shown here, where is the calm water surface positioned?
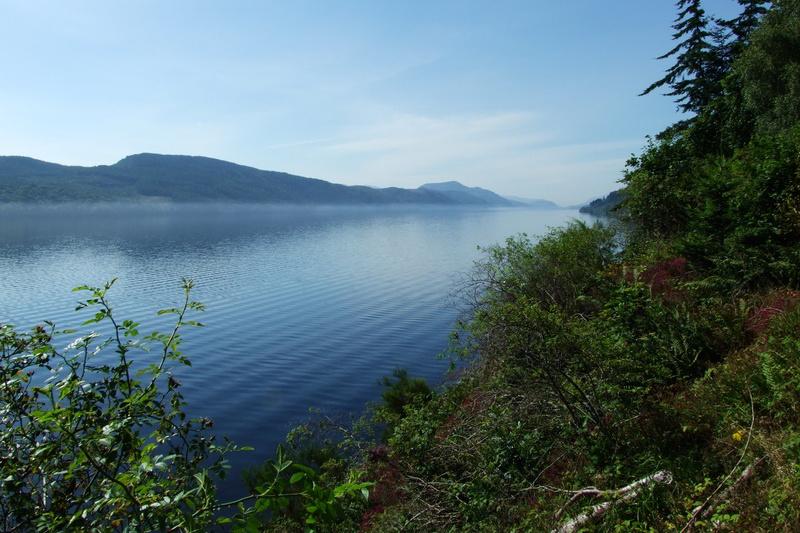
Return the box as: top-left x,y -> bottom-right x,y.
0,204 -> 592,499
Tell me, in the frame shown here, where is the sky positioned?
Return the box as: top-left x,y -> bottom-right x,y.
1,1 -> 743,206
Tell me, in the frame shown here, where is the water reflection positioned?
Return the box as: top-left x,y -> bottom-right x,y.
0,203 -> 591,501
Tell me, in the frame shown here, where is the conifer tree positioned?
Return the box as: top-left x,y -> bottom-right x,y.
725,0 -> 771,43
641,0 -> 724,115
735,0 -> 800,133
718,0 -> 771,64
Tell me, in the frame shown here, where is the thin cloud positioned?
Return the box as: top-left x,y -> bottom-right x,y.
316,111 -> 550,184
295,112 -> 634,203
263,138 -> 336,150
326,111 -> 543,154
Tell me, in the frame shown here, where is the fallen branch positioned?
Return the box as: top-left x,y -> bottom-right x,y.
548,470 -> 674,533
698,462 -> 756,522
681,385 -> 755,533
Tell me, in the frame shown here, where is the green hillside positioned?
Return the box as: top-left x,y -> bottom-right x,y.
0,153 -> 522,206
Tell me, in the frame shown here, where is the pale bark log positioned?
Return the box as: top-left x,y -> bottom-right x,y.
551,470 -> 673,533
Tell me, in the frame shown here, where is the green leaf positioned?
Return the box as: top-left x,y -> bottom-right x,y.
254,497 -> 271,513
293,463 -> 316,477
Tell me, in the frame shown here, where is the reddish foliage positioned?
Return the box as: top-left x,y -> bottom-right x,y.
640,257 -> 689,288
538,450 -> 569,485
435,390 -> 489,443
436,414 -> 462,443
617,257 -> 694,303
746,290 -> 800,338
359,504 -> 384,531
360,446 -> 404,531
640,257 -> 693,301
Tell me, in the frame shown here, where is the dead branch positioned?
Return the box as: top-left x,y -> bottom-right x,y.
548,470 -> 674,533
699,462 -> 756,522
681,385 -> 756,533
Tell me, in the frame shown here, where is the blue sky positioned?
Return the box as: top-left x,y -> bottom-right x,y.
1,1 -> 741,205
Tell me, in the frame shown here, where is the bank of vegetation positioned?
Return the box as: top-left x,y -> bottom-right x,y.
2,0 -> 799,531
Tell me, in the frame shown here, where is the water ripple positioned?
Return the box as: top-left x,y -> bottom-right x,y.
0,205 -> 592,500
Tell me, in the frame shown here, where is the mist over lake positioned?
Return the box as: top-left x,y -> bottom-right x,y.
0,204 -> 593,499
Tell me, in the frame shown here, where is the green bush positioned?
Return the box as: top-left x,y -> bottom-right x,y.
0,279 -> 233,531
375,368 -> 433,441
0,280 -> 371,532
452,222 -> 620,431
459,220 -> 618,319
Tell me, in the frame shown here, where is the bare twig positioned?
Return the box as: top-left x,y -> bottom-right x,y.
699,462 -> 755,521
681,385 -> 756,533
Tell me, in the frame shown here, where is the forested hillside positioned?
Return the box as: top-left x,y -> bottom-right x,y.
579,189 -> 625,217
0,153 -> 521,206
2,0 -> 799,531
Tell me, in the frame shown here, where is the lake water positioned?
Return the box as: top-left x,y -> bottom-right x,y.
0,204 -> 592,500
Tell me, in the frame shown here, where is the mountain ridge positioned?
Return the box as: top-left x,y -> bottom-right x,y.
419,181 -> 521,207
0,153 -> 557,207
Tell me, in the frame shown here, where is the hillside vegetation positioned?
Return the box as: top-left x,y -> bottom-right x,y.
2,1 -> 799,531
0,153 -> 521,206
578,189 -> 625,217
327,0 -> 800,530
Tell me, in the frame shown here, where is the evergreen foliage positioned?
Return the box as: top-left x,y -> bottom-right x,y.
641,0 -> 724,115
578,189 -> 625,217
735,0 -> 800,135
718,0 -> 771,59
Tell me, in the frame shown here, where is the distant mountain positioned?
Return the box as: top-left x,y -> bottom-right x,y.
503,195 -> 560,209
419,181 -> 522,207
0,154 -> 521,206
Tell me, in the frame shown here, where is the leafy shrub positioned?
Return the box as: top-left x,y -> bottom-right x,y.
0,280 -> 371,532
0,279 -> 233,532
375,368 -> 433,441
458,220 -> 618,320
236,445 -> 370,533
621,130 -> 703,240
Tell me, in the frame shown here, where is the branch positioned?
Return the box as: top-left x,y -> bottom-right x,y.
699,462 -> 755,521
680,385 -> 756,532
547,470 -> 674,533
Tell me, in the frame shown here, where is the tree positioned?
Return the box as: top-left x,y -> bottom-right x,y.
719,0 -> 771,60
376,368 -> 433,441
735,0 -> 800,134
620,128 -> 704,239
451,223 -> 619,431
0,279 -> 233,531
641,0 -> 726,115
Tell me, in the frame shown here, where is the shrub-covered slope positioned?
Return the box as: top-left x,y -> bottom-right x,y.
349,2 -> 800,530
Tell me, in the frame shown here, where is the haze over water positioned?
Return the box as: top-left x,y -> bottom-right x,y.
0,204 -> 593,499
